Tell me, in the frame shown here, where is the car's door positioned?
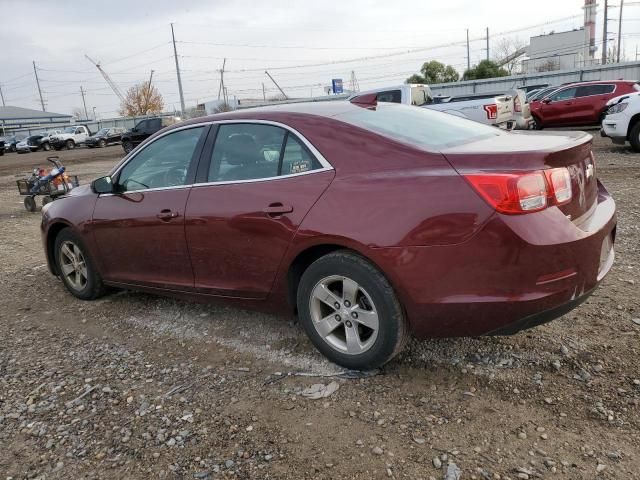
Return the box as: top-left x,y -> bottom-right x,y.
185,122 -> 335,298
540,87 -> 577,126
92,125 -> 209,289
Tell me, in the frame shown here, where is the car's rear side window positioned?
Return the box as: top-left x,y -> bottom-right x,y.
576,84 -> 615,97
336,103 -> 499,150
376,90 -> 402,103
208,123 -> 323,182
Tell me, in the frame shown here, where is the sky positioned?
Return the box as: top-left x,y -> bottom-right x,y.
1,0 -> 639,117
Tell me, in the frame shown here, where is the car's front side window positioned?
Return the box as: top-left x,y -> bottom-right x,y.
117,127 -> 204,192
549,87 -> 577,101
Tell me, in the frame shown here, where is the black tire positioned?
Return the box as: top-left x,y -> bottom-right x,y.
297,250 -> 409,370
65,139 -> 75,150
24,196 -> 37,212
99,139 -> 106,148
629,121 -> 640,153
42,196 -> 52,207
532,115 -> 543,130
42,142 -> 51,151
122,140 -> 134,154
54,228 -> 106,300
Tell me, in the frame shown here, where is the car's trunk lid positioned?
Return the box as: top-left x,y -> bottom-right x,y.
441,130 -> 598,221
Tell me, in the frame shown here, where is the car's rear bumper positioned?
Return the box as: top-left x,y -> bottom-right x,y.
373,180 -> 616,338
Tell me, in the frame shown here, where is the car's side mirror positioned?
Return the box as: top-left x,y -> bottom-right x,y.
92,175 -> 115,194
542,98 -> 551,104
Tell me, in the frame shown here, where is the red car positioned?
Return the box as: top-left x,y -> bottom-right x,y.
530,80 -> 639,129
41,101 -> 616,370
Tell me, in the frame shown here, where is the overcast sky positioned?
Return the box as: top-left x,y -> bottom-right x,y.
1,0 -> 638,117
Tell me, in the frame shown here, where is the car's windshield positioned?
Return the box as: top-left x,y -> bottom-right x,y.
336,103 -> 500,150
96,128 -> 109,136
63,126 -> 76,133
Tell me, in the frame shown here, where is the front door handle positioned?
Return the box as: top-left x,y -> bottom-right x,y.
157,209 -> 179,221
264,202 -> 293,216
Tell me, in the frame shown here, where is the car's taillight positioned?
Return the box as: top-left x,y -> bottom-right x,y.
483,104 -> 498,119
545,167 -> 572,205
464,167 -> 572,215
514,95 -> 522,112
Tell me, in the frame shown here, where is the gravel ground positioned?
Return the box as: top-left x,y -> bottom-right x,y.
0,136 -> 638,480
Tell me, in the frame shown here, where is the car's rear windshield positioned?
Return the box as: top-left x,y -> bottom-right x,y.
335,103 -> 500,149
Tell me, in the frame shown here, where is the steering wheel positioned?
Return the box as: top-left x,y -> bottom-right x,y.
163,166 -> 186,187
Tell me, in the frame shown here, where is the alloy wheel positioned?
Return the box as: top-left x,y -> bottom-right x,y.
59,240 -> 88,291
309,275 -> 379,355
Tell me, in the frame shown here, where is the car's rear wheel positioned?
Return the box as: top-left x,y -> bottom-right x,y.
54,228 -> 106,300
297,251 -> 408,370
99,139 -> 106,148
42,142 -> 50,151
122,140 -> 134,153
24,196 -> 37,212
629,121 -> 640,152
65,139 -> 75,150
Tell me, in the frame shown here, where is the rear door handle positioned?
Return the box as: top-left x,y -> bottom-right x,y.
264,202 -> 293,216
157,209 -> 179,221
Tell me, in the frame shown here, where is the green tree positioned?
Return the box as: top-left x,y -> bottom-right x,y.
462,60 -> 509,80
406,60 -> 460,84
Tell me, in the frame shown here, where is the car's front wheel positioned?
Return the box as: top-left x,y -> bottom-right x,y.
629,121 -> 640,152
99,139 -> 106,148
65,140 -> 75,150
297,251 -> 408,370
122,140 -> 134,153
54,228 -> 106,300
41,142 -> 50,151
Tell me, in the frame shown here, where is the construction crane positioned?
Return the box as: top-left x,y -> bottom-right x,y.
84,54 -> 125,103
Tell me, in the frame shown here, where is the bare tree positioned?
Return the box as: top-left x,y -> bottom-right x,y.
492,37 -> 527,74
119,82 -> 164,116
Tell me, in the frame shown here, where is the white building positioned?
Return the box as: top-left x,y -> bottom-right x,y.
523,28 -> 593,73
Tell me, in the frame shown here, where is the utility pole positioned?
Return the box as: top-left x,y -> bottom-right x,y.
602,0 -> 608,64
466,29 -> 471,71
92,106 -> 97,121
218,58 -> 226,101
33,61 -> 45,112
265,71 -> 288,99
142,69 -> 155,114
80,86 -> 88,120
170,23 -> 185,114
0,84 -> 5,107
486,27 -> 490,61
617,0 -> 624,63
262,82 -> 266,101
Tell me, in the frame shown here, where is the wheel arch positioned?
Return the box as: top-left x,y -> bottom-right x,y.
45,221 -> 73,275
285,241 -> 395,314
627,113 -> 640,139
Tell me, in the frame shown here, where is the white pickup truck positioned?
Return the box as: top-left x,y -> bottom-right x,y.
49,125 -> 92,150
601,91 -> 640,151
348,84 -> 515,129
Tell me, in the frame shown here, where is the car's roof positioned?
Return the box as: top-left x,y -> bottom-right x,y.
181,100 -> 362,126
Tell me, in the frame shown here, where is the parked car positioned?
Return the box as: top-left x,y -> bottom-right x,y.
349,84 -> 516,129
86,127 -> 127,148
527,86 -> 559,102
439,89 -> 532,129
38,129 -> 63,151
50,125 -> 92,150
41,101 -> 616,370
3,135 -> 26,152
601,91 -> 640,151
530,80 -> 640,129
16,135 -> 45,153
120,117 -> 180,153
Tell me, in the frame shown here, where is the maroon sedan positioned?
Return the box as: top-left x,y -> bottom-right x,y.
41,101 -> 616,370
